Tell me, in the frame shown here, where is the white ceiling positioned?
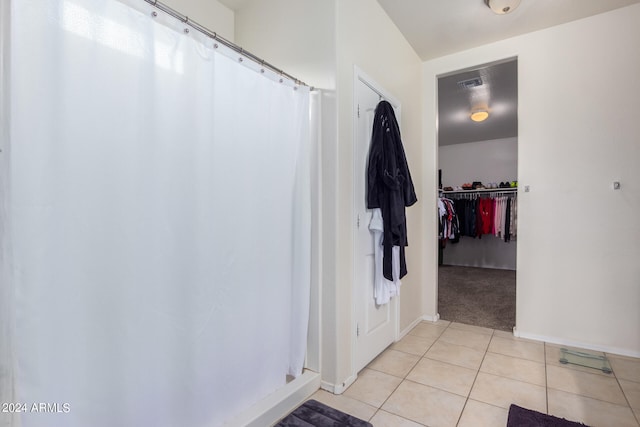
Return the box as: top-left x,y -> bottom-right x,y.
376,0 -> 640,61
220,1 -> 640,60
219,0 -> 640,60
219,0 -> 640,146
391,0 -> 640,145
376,0 -> 639,145
217,0 -> 248,11
438,59 -> 517,146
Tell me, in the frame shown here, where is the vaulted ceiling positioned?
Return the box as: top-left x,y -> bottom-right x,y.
219,0 -> 640,145
220,1 -> 640,61
376,0 -> 640,61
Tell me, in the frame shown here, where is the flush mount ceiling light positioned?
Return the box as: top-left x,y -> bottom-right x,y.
470,110 -> 489,122
484,0 -> 521,14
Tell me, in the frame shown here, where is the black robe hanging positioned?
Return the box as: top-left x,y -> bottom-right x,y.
366,100 -> 417,281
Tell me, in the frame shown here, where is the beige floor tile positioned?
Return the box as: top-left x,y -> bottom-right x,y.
408,322 -> 448,340
432,319 -> 452,327
547,364 -> 627,405
469,372 -> 547,413
457,399 -> 509,427
309,389 -> 377,422
369,410 -> 426,427
546,344 -> 612,377
492,329 -> 516,340
382,380 -> 466,427
438,327 -> 492,351
608,354 -> 640,383
425,340 -> 486,370
620,379 -> 640,410
406,358 -> 477,397
480,352 -> 546,386
448,322 -> 494,336
391,334 -> 436,356
367,349 -> 420,378
548,388 -> 639,427
488,335 -> 544,362
343,368 -> 402,408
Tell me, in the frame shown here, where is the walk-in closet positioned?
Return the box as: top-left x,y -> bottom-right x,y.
437,59 -> 518,332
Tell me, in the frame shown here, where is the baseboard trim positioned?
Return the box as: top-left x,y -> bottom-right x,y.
442,262 -> 516,271
320,372 -> 357,395
422,313 -> 440,322
227,370 -> 321,427
513,329 -> 640,359
399,317 -> 424,339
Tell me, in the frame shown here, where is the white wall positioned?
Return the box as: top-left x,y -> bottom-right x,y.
162,0 -> 234,41
443,236 -> 517,270
334,0 -> 424,387
233,0 -> 336,90
231,0 -> 337,394
424,4 -> 640,357
439,137 -> 517,269
234,0 -> 425,391
439,137 -> 517,188
0,1 -> 13,421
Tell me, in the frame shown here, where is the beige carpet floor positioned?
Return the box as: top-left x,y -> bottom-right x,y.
438,265 -> 516,332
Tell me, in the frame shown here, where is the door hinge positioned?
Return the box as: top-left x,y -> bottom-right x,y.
357,104 -> 360,118
357,213 -> 360,228
356,323 -> 360,337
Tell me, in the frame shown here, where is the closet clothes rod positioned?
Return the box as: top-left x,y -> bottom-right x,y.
440,188 -> 517,195
440,188 -> 518,198
143,0 -> 313,90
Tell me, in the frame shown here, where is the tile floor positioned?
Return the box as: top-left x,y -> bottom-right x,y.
309,320 -> 640,427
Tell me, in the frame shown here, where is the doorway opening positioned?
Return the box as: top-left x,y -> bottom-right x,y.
436,58 -> 518,332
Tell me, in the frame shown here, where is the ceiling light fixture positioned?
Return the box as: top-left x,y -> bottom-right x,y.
470,110 -> 489,122
484,0 -> 521,15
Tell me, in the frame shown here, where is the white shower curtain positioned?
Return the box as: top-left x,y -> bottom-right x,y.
2,0 -> 311,426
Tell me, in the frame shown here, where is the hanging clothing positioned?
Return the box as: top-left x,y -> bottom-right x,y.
501,196 -> 508,236
367,100 -> 417,281
479,197 -> 494,236
466,199 -> 477,237
438,197 -> 460,242
439,192 -> 517,242
453,199 -> 467,236
370,209 -> 401,305
494,196 -> 503,238
510,198 -> 518,240
504,198 -> 512,242
475,198 -> 483,238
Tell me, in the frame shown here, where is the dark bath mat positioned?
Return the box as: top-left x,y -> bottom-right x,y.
275,399 -> 372,427
507,404 -> 590,427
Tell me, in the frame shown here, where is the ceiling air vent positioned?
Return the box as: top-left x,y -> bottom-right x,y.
457,77 -> 483,89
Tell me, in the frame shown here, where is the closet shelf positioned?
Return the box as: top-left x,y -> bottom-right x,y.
440,187 -> 518,194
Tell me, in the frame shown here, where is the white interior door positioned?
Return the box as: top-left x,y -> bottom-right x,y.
353,73 -> 399,374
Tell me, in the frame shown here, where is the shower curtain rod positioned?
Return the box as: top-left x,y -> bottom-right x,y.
143,0 -> 313,90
